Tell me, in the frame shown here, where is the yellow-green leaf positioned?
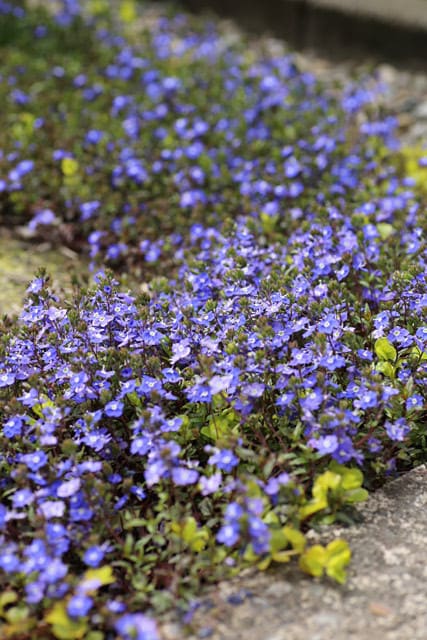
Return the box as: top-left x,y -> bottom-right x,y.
271,550 -> 293,563
119,0 -> 136,22
32,398 -> 55,418
344,487 -> 369,504
84,565 -> 115,587
0,591 -> 18,615
257,556 -> 272,570
375,337 -> 397,362
299,545 -> 327,577
339,467 -> 364,491
61,158 -> 79,177
182,517 -> 197,543
45,603 -> 70,627
312,470 -> 341,500
400,145 -> 427,190
325,539 -> 351,584
50,621 -> 88,640
172,517 -> 209,552
88,0 -> 108,15
269,527 -> 288,554
190,532 -> 209,553
299,497 -> 327,520
283,526 -> 306,553
45,603 -> 87,640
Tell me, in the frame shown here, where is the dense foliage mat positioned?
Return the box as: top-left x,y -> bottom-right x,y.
0,1 -> 426,639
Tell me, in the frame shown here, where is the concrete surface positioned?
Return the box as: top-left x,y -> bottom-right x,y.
181,0 -> 427,61
302,0 -> 427,30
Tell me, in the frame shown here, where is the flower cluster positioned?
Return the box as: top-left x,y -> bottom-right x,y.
0,0 -> 405,278
0,0 -> 426,637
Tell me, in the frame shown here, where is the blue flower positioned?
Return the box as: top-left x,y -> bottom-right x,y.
208,449 -> 239,472
354,390 -> 377,410
20,450 -> 48,471
83,546 -> 105,568
309,434 -> 339,455
57,477 -> 81,498
67,595 -> 93,618
385,419 -> 410,442
406,394 -> 423,411
0,552 -> 20,573
3,415 -> 23,438
41,558 -> 68,584
186,384 -> 212,403
12,489 -> 34,508
171,466 -> 199,486
104,400 -> 124,418
115,613 -> 158,640
170,340 -> 191,364
216,523 -> 239,547
0,372 -> 15,387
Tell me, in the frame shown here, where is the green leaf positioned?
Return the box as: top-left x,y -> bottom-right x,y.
344,488 -> 369,504
86,632 -> 104,640
123,518 -> 147,530
269,528 -> 288,554
242,544 -> 258,563
376,223 -> 394,240
375,361 -> 395,378
260,212 -> 278,234
411,346 -> 427,362
171,517 -> 209,552
125,391 -> 142,408
5,606 -> 30,624
201,408 -> 240,442
262,510 -> 280,526
375,337 -> 397,362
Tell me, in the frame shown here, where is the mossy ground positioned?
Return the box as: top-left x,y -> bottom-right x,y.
0,235 -> 86,315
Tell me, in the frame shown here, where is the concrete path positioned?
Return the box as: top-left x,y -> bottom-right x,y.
163,466 -> 427,639
301,0 -> 427,30
182,0 -> 427,61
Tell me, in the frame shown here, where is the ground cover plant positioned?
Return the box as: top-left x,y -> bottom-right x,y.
0,1 -> 427,639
